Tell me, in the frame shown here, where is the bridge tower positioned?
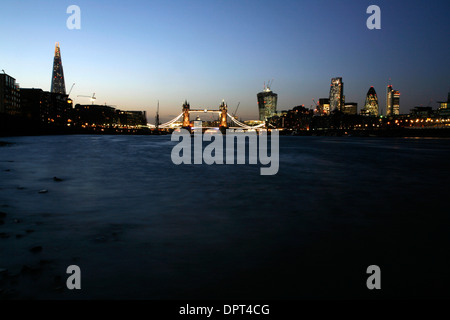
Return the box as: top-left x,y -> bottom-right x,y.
219,100 -> 228,128
182,100 -> 190,127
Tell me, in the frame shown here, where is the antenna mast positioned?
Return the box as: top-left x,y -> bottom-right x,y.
155,100 -> 160,129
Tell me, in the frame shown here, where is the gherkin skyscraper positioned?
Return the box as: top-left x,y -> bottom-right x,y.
51,42 -> 66,94
361,86 -> 379,116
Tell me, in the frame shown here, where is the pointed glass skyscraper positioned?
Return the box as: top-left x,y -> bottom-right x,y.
51,42 -> 66,95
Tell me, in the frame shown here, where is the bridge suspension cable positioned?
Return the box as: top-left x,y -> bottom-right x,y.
147,112 -> 266,129
227,113 -> 265,129
147,112 -> 183,128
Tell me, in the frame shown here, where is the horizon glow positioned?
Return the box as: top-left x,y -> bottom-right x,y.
0,0 -> 448,122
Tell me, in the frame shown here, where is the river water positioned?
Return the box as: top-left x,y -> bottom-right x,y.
0,135 -> 449,299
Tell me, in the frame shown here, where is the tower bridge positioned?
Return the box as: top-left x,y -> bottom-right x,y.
148,100 -> 266,130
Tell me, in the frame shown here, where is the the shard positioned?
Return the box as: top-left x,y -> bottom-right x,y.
51,42 -> 66,95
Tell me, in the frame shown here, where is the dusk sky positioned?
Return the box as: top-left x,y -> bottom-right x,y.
1,0 -> 449,122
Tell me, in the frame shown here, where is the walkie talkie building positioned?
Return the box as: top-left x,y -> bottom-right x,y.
257,84 -> 278,121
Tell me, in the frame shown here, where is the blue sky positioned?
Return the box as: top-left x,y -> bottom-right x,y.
1,0 -> 449,122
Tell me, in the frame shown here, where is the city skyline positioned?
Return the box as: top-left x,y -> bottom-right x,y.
0,0 -> 448,122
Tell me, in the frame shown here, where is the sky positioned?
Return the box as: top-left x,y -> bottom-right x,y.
0,0 -> 449,122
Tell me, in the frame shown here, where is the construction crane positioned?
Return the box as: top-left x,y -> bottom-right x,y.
232,102 -> 240,118
312,98 -> 319,106
311,98 -> 319,111
77,93 -> 96,104
263,79 -> 274,91
68,83 -> 75,97
65,83 -> 76,106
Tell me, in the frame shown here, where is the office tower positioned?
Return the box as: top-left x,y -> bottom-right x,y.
257,83 -> 278,121
386,85 -> 400,116
51,42 -> 66,95
361,86 -> 379,116
343,102 -> 358,115
329,77 -> 344,112
319,98 -> 330,115
0,73 -> 21,116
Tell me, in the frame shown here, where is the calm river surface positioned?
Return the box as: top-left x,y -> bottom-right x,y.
1,135 -> 449,299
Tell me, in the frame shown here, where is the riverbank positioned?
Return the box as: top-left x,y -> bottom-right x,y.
291,128 -> 450,137
0,113 -> 169,137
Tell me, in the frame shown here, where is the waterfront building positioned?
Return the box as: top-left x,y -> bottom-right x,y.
74,104 -> 148,127
73,104 -> 118,127
269,105 -> 313,130
437,92 -> 450,117
118,110 -> 147,126
410,106 -> 434,118
20,88 -> 71,125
